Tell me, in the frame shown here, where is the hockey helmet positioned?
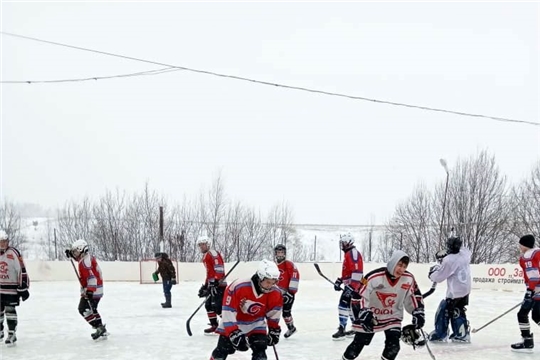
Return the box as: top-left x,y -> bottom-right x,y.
71,239 -> 89,257
274,243 -> 286,263
340,233 -> 355,250
197,236 -> 211,246
401,324 -> 426,349
446,236 -> 462,254
256,259 -> 280,293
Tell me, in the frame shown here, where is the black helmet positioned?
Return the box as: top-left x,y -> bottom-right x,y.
401,324 -> 426,349
446,236 -> 462,254
274,244 -> 286,263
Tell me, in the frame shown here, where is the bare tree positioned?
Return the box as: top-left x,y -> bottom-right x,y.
511,161 -> 540,244
387,182 -> 434,263
56,198 -> 94,252
444,151 -> 513,263
0,200 -> 26,250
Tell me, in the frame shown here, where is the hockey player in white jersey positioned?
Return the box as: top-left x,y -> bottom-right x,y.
342,250 -> 425,360
0,230 -> 30,346
427,235 -> 472,343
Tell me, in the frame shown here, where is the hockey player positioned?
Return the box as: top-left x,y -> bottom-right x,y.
343,250 -> 425,360
209,259 -> 282,360
65,239 -> 107,340
274,243 -> 300,338
332,233 -> 364,340
0,230 -> 30,346
427,235 -> 472,343
511,234 -> 540,352
153,252 -> 177,308
197,236 -> 227,335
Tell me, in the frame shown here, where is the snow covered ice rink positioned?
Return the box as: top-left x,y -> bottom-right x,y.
3,280 -> 536,360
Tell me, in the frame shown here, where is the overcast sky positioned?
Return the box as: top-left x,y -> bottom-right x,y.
1,1 -> 539,225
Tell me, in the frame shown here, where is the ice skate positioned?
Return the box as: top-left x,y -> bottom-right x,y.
428,330 -> 448,343
204,324 -> 218,335
284,324 -> 297,338
450,333 -> 471,343
511,334 -> 534,353
5,332 -> 16,347
332,325 -> 346,341
91,325 -> 109,340
345,329 -> 355,338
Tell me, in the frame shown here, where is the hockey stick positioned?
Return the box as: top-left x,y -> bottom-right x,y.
420,330 -> 437,360
471,302 -> 522,333
313,263 -> 342,291
422,282 -> 437,299
272,344 -> 279,360
186,259 -> 241,336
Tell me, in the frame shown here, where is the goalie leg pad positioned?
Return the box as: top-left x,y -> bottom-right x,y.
381,328 -> 401,360
450,308 -> 469,339
428,299 -> 449,340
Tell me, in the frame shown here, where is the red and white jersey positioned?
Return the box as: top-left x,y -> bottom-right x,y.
520,248 -> 540,300
217,277 -> 282,337
276,260 -> 300,294
342,247 -> 364,291
78,254 -> 103,298
353,250 -> 424,333
202,250 -> 226,286
0,247 -> 29,296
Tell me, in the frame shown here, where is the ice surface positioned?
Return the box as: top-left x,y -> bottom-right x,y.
1,279 -> 534,360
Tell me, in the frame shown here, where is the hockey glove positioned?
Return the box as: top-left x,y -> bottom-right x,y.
412,308 -> 425,329
85,290 -> 94,299
267,327 -> 281,346
209,279 -> 219,297
171,278 -> 177,286
334,277 -> 343,291
435,249 -> 448,261
343,285 -> 355,299
198,284 -> 209,298
523,289 -> 534,310
17,287 -> 30,302
428,264 -> 441,279
65,249 -> 72,258
229,329 -> 249,351
355,308 -> 375,332
283,292 -> 294,305
351,297 -> 362,320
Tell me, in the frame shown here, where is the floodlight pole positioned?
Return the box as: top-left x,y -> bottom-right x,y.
438,159 -> 450,249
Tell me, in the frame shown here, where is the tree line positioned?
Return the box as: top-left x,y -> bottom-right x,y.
1,151 -> 538,264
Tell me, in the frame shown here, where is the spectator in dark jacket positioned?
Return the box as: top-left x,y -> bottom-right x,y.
153,252 -> 177,308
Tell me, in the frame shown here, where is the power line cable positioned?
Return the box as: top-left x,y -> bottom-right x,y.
1,31 -> 538,127
1,67 -> 180,84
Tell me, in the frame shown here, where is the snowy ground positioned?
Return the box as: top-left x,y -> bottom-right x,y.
2,280 -> 534,360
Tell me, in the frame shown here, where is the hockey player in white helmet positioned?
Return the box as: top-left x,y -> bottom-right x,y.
209,259 -> 283,360
332,233 -> 364,340
65,239 -> 108,340
0,230 -> 30,346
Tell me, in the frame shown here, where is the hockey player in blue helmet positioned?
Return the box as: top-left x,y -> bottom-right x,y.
427,235 -> 472,343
